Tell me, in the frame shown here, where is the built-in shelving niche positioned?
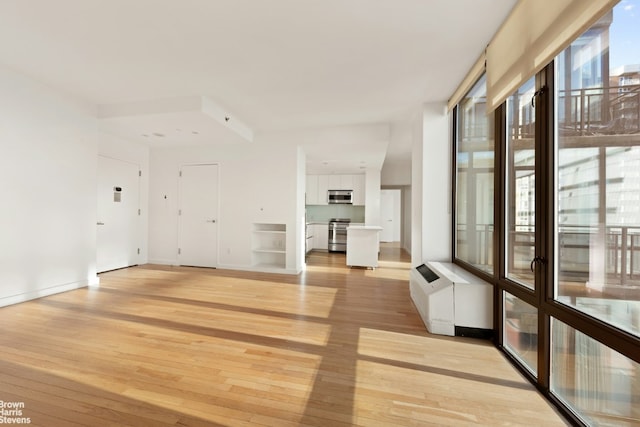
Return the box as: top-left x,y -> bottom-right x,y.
252,223 -> 286,270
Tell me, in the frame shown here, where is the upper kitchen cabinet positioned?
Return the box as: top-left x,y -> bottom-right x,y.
306,174 -> 328,205
352,174 -> 365,206
306,174 -> 319,205
328,174 -> 341,190
306,174 -> 365,206
340,174 -> 354,192
328,174 -> 355,191
317,175 -> 329,204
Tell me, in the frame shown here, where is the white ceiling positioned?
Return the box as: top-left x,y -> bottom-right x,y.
0,0 -> 516,171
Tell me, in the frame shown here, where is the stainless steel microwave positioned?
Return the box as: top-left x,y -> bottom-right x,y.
328,190 -> 353,204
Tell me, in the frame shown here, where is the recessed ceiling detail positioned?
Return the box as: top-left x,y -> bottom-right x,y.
97,96 -> 253,146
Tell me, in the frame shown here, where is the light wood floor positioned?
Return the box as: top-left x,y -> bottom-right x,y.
0,245 -> 568,426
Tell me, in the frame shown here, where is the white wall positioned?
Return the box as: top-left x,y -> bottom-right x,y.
411,110 -> 425,265
0,64 -> 98,307
364,168 -> 382,226
381,159 -> 411,186
411,102 -> 451,266
97,133 -> 150,263
402,186 -> 412,254
382,120 -> 412,186
296,146 -> 306,269
148,139 -> 303,273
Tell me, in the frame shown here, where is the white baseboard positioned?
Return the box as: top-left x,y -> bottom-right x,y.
147,258 -> 178,266
0,279 -> 89,308
142,260 -> 302,275
217,263 -> 301,275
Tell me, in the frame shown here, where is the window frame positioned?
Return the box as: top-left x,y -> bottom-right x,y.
451,75 -> 497,287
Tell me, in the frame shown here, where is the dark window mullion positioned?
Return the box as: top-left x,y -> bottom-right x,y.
495,104 -> 507,346
536,63 -> 555,391
451,106 -> 458,262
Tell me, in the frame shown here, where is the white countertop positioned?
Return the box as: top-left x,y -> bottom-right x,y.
347,225 -> 383,230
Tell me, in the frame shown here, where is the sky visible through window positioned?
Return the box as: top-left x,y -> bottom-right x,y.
610,0 -> 640,69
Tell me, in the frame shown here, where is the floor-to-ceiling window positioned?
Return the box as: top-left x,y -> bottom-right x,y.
503,76 -> 540,374
452,2 -> 639,425
454,75 -> 494,274
550,6 -> 640,424
505,76 -> 537,289
553,7 -> 639,340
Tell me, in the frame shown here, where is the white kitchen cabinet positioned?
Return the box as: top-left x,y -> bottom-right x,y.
341,174 -> 354,191
329,174 -> 355,190
346,226 -> 382,268
252,223 -> 286,269
305,222 -> 315,254
352,174 -> 366,205
306,174 -> 328,205
305,228 -> 313,254
313,224 -> 329,250
306,174 -> 319,205
311,224 -> 319,250
327,174 -> 341,190
306,174 -> 364,205
316,175 -> 329,205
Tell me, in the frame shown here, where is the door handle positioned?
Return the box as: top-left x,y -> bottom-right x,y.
206,219 -> 216,223
530,256 -> 545,272
97,222 -> 105,226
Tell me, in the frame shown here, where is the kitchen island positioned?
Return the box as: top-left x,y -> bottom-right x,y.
346,225 -> 383,268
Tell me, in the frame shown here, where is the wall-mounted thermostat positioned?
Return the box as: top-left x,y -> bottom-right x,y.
113,186 -> 122,202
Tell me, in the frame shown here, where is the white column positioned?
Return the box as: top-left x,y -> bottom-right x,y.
364,168 -> 381,226
411,102 -> 451,266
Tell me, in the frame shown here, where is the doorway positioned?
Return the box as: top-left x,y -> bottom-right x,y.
380,189 -> 401,243
178,164 -> 219,268
97,156 -> 140,273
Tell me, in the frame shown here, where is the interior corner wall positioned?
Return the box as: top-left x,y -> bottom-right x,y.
97,133 -> 150,263
411,103 -> 451,266
0,64 -> 98,307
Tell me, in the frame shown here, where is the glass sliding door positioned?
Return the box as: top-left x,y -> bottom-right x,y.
505,77 -> 537,289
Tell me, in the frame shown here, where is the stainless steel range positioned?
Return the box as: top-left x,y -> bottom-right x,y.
328,218 -> 351,252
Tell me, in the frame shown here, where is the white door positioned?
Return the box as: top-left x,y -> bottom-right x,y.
97,156 -> 140,273
178,164 -> 218,267
380,189 -> 401,242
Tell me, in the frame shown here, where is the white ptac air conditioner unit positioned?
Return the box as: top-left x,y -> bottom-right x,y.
410,262 -> 493,338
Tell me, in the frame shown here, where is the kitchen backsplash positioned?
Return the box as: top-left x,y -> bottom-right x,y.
306,205 -> 365,222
